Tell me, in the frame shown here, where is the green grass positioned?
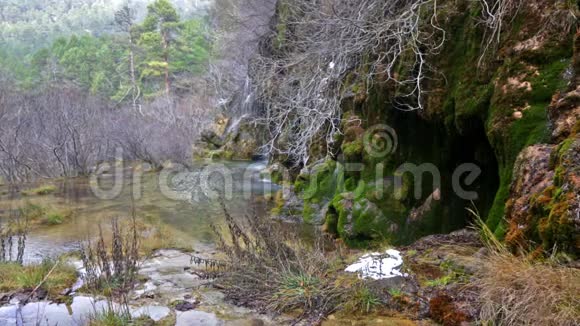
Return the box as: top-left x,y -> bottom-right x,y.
388,288 -> 403,298
268,272 -> 326,312
88,308 -> 132,326
0,259 -> 77,297
19,202 -> 46,220
18,202 -> 73,226
21,185 -> 56,196
45,212 -> 65,225
344,284 -> 381,314
424,274 -> 454,287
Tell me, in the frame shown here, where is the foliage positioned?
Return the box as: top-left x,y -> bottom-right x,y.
1,1 -> 212,100
87,308 -> 132,326
343,285 -> 381,314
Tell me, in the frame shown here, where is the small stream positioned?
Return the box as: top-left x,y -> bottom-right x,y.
0,160 -> 294,325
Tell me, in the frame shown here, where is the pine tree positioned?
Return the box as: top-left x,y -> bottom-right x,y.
137,0 -> 180,97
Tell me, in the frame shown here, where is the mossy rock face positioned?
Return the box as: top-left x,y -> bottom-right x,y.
538,137 -> 579,255
194,115 -> 265,161
271,0 -> 578,250
324,181 -> 401,245
505,137 -> 579,256
501,24 -> 580,256
296,159 -> 344,224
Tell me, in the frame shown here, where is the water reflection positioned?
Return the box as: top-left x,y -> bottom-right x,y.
0,160 -> 278,263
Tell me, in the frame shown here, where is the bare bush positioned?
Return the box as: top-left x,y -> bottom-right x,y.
248,0 -> 446,166
199,202 -> 349,323
80,217 -> 139,298
0,81 -> 211,183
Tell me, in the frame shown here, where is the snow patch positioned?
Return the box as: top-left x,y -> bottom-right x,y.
345,249 -> 407,280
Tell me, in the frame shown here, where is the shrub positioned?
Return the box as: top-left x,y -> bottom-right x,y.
45,213 -> 64,225
18,203 -> 46,221
80,217 -> 140,298
202,201 -> 350,323
87,307 -> 131,326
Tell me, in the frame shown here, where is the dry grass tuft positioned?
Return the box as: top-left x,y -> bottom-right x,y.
470,211 -> 580,325
476,252 -> 580,326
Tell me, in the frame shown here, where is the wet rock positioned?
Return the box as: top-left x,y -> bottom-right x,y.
322,315 -> 423,326
131,305 -> 171,321
398,230 -> 484,323
548,85 -> 580,141
176,310 -> 221,326
0,293 -> 12,305
173,300 -> 198,311
32,288 -> 48,301
505,138 -> 579,253
10,292 -> 29,304
201,130 -> 225,148
194,114 -> 264,160
137,249 -> 208,301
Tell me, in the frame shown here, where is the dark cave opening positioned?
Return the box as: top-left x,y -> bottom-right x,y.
387,110 -> 500,242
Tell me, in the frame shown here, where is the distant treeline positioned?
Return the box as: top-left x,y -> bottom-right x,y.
0,0 -> 212,102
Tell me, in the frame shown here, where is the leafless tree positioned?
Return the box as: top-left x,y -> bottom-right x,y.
0,80 -> 210,183
207,0 -> 278,115
247,0 -> 446,166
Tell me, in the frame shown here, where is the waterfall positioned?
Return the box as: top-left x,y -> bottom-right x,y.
226,113 -> 249,135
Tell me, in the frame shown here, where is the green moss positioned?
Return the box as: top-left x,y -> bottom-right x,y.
424,274 -> 454,287
538,196 -> 576,252
341,139 -> 364,160
485,42 -> 571,235
302,202 -> 315,223
528,59 -> 571,103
